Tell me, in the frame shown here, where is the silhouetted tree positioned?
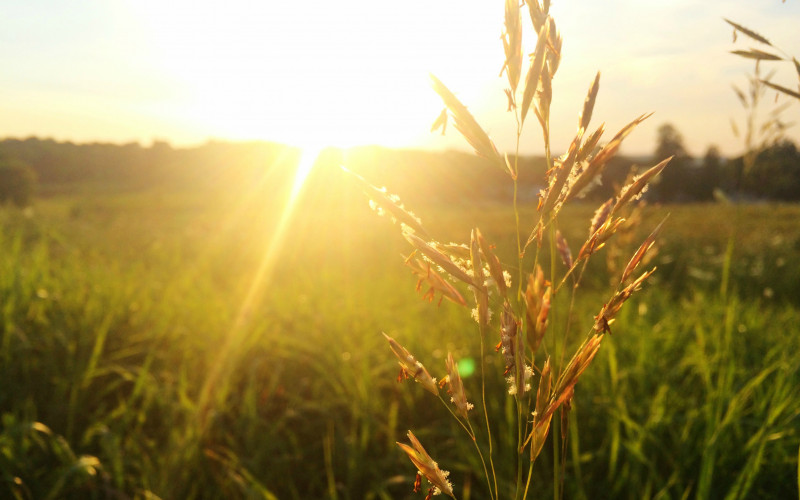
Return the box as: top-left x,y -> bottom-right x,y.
652,123 -> 692,202
0,158 -> 37,206
739,140 -> 800,201
693,145 -> 723,201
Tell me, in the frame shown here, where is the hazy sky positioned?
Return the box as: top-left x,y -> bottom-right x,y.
1,1 -> 799,158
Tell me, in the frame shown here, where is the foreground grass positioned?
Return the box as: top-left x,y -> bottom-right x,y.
0,185 -> 798,499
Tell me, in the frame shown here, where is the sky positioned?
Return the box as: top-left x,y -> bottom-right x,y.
1,0 -> 799,158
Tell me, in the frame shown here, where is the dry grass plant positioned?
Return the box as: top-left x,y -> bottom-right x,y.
347,2 -> 671,498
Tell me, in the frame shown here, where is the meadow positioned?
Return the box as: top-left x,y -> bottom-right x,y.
0,167 -> 798,498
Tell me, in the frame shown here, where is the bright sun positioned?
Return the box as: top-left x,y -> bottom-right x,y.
127,0 -> 501,152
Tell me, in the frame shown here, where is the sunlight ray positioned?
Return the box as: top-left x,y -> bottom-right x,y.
196,146 -> 320,429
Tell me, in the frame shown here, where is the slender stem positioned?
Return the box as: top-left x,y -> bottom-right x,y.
522,456 -> 535,499
479,330 -> 499,499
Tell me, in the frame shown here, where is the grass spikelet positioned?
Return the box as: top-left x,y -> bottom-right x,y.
446,353 -> 474,419
589,198 -> 614,236
576,216 -> 625,263
405,255 -> 468,307
619,216 -> 667,284
431,108 -> 448,135
430,74 -> 504,168
524,0 -> 547,33
761,79 -> 800,100
576,124 -> 605,163
555,230 -> 573,270
524,265 -> 551,354
731,49 -> 782,61
612,157 -> 672,215
503,0 -> 523,93
475,228 -> 509,299
539,133 -> 580,215
500,303 -> 529,398
724,19 -> 772,46
520,19 -> 551,126
525,358 -> 553,461
541,335 -> 603,421
578,72 -> 601,135
404,231 -> 478,288
384,333 -> 439,395
343,167 -> 429,238
397,431 -> 456,499
545,17 -> 562,75
593,268 -> 656,334
565,113 -> 652,201
470,229 -> 490,328
534,64 -> 553,145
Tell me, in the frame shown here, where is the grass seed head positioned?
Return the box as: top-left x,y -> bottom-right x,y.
384,334 -> 439,395
594,267 -> 656,333
446,353 -> 474,419
397,431 -> 455,498
430,74 -> 504,170
503,0 -> 523,92
521,19 -> 551,126
612,157 -> 672,215
475,228 -> 508,299
525,265 -> 551,354
404,231 -> 478,288
620,216 -> 668,284
469,229 -> 490,328
405,256 -> 468,307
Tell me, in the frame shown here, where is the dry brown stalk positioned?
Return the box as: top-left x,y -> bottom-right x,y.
397,431 -> 456,499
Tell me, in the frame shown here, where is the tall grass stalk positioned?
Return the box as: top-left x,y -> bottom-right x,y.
349,2 -> 671,498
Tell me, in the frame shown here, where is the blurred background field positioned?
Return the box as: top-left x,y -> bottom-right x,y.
1,150 -> 799,498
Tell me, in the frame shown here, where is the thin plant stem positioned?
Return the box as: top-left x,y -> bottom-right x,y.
479,330 -> 500,499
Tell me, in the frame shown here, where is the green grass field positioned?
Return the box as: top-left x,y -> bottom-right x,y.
1,179 -> 799,499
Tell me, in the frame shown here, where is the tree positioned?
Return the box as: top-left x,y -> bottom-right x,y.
652,123 -> 692,202
694,145 -> 722,201
0,158 -> 37,207
741,140 -> 800,201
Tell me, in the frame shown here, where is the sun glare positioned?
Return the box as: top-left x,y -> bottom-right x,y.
126,0 -> 501,151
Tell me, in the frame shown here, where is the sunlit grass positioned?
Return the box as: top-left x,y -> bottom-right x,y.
0,195 -> 798,498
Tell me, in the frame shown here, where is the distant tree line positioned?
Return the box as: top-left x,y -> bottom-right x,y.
0,132 -> 797,206
648,123 -> 800,203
